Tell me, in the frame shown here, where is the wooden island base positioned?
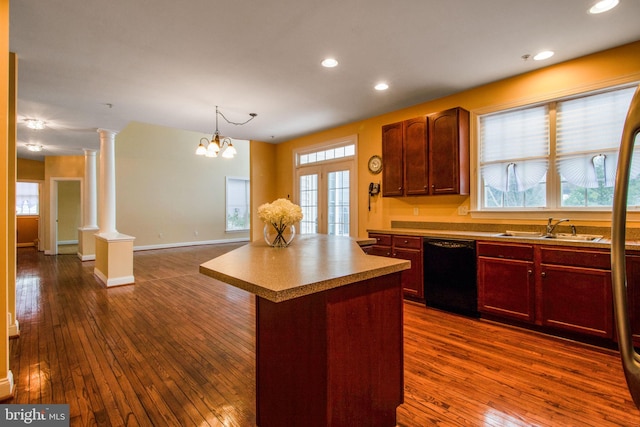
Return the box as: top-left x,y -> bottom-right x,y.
256,273 -> 403,427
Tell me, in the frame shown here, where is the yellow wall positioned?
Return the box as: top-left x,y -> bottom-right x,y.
269,41 -> 640,237
57,180 -> 81,242
0,0 -> 11,400
250,140 -> 278,241
17,158 -> 44,181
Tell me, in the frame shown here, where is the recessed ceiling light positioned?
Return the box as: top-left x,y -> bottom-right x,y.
321,58 -> 338,68
589,0 -> 619,14
26,143 -> 43,152
374,82 -> 389,91
25,119 -> 46,130
533,50 -> 554,61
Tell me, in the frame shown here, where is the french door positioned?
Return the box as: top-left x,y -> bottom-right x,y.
297,160 -> 356,236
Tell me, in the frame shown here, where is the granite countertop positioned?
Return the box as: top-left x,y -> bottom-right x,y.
367,226 -> 640,251
199,234 -> 410,303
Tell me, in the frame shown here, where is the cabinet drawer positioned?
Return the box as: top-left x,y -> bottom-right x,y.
392,235 -> 422,250
477,242 -> 533,260
540,247 -> 610,270
369,234 -> 392,246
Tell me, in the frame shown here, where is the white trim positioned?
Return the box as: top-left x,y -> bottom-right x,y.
133,237 -> 249,252
94,268 -> 134,287
58,239 -> 79,245
0,371 -> 14,401
78,254 -> 96,261
8,319 -> 20,338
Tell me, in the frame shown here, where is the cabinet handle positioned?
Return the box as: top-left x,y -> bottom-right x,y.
541,271 -> 546,278
398,187 -> 402,190
404,240 -> 408,244
528,269 -> 532,275
392,252 -> 397,257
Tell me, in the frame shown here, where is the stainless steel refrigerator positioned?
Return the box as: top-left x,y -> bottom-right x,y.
612,84 -> 640,408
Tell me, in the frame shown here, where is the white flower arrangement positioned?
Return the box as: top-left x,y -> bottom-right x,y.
258,199 -> 303,247
258,198 -> 303,226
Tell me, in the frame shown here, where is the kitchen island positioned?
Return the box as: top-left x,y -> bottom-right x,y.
200,234 -> 410,427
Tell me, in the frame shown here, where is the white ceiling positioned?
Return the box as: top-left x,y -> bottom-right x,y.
9,0 -> 640,160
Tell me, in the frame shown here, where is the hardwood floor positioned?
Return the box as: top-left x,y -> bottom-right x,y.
7,244 -> 640,426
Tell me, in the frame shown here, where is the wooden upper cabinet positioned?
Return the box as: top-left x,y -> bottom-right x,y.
381,107 -> 469,197
403,117 -> 429,196
381,122 -> 404,196
428,107 -> 470,195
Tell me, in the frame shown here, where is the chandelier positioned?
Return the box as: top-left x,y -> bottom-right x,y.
196,106 -> 257,159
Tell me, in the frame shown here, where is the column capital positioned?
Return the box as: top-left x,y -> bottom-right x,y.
97,128 -> 118,138
83,148 -> 97,156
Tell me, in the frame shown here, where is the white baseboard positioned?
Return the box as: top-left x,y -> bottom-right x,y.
0,371 -> 14,401
133,237 -> 249,252
58,240 -> 79,245
94,268 -> 135,287
77,253 -> 96,261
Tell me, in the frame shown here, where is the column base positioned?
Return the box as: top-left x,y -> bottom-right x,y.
78,226 -> 99,261
94,232 -> 135,287
8,319 -> 19,339
0,371 -> 14,401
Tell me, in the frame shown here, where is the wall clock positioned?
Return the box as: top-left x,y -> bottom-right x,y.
368,155 -> 382,174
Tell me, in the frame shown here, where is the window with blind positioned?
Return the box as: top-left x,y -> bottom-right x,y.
479,85 -> 638,210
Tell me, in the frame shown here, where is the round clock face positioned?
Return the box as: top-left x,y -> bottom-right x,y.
368,155 -> 382,174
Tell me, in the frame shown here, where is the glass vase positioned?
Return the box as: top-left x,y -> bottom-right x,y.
264,223 -> 295,248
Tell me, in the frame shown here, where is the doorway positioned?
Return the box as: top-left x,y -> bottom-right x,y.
49,178 -> 82,255
294,137 -> 357,236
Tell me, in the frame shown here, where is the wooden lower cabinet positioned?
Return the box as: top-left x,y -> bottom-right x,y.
477,242 -> 535,322
478,241 -> 614,341
368,233 -> 424,300
539,247 -> 612,339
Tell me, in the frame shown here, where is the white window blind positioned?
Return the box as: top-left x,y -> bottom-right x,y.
479,105 -> 549,192
556,87 -> 637,188
16,182 -> 39,215
225,177 -> 250,231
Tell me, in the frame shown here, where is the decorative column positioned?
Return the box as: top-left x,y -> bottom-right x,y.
77,149 -> 99,261
94,129 -> 135,287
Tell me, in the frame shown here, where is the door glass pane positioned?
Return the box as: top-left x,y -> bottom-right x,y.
327,170 -> 349,236
299,174 -> 318,234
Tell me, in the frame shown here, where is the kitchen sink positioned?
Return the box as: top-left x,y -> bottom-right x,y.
495,230 -> 603,242
542,233 -> 603,242
496,230 -> 545,238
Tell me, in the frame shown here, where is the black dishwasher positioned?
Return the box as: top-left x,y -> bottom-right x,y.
423,238 -> 478,317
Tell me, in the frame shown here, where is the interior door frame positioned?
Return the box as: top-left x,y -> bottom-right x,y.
48,177 -> 83,255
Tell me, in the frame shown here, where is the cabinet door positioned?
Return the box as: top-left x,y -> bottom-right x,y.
428,107 -> 469,195
477,256 -> 535,322
403,117 -> 429,196
381,122 -> 404,196
394,248 -> 423,299
540,264 -> 612,339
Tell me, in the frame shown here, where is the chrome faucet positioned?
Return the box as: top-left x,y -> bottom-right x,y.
546,217 -> 570,236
